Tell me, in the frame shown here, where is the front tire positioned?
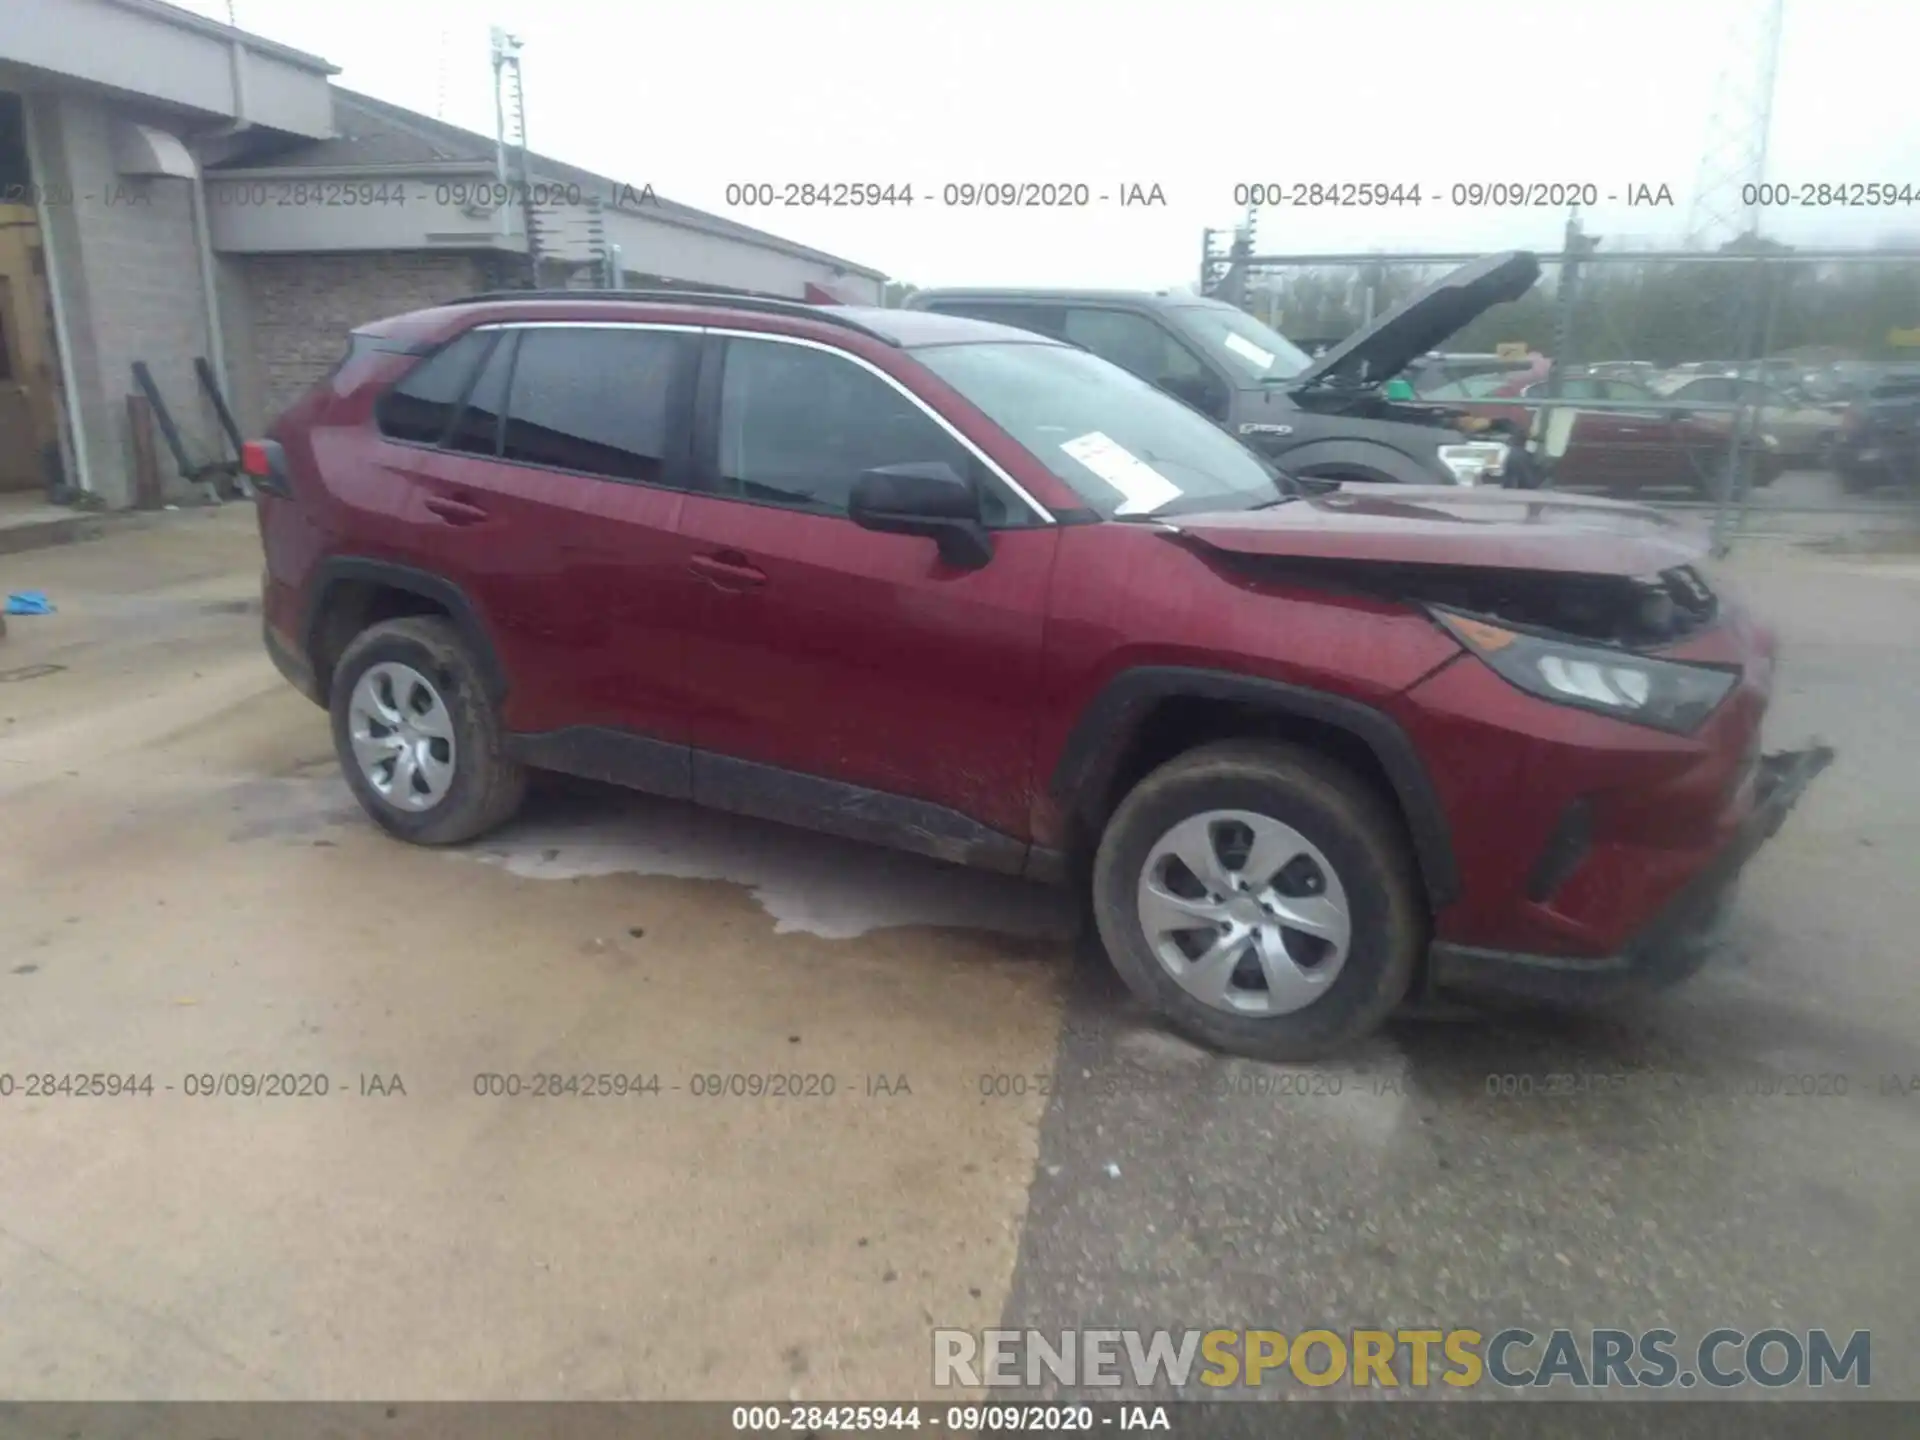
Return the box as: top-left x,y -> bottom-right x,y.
329,615 -> 528,846
1090,741 -> 1423,1061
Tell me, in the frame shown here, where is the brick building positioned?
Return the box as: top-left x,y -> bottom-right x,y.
0,0 -> 886,509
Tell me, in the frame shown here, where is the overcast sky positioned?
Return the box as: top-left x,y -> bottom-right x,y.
184,0 -> 1920,288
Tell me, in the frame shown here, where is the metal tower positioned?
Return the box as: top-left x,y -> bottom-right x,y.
1684,0 -> 1787,248
1200,203 -> 1258,304
435,26 -> 452,121
490,26 -> 540,286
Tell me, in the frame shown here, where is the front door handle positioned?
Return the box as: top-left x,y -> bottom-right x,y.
688,551 -> 767,590
424,494 -> 490,526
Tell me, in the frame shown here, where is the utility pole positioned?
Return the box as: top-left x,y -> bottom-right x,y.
1686,0 -> 1787,249
1680,0 -> 1786,547
1536,206 -> 1599,463
1550,205 -> 1599,375
1199,228 -> 1231,297
491,26 -> 538,288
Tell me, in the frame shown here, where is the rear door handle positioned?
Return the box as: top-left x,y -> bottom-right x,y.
424,494 -> 490,526
688,551 -> 767,590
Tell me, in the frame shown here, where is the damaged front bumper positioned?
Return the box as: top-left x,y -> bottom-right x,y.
1427,744 -> 1836,1004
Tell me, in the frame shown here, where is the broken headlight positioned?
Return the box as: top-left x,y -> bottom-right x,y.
1432,609 -> 1739,734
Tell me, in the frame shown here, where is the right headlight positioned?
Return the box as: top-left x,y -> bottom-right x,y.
1432,609 -> 1740,734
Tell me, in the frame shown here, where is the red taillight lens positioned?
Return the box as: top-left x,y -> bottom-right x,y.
240,440 -> 272,477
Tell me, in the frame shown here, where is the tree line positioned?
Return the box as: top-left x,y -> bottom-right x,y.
1243,242 -> 1920,365
885,238 -> 1920,365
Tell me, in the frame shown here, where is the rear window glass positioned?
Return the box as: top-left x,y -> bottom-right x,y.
444,333 -> 516,457
375,331 -> 496,445
499,327 -> 692,483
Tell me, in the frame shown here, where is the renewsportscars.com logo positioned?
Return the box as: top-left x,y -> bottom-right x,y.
933,1327 -> 1872,1391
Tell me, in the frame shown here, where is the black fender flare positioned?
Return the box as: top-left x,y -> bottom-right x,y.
302,557 -> 508,701
1261,437 -> 1444,487
1049,666 -> 1460,910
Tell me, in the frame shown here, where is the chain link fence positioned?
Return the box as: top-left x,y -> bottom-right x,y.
1216,235 -> 1920,551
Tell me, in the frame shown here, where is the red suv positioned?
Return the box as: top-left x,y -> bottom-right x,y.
248,290 -> 1832,1060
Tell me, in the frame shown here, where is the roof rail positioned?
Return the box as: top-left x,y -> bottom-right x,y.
443,289 -> 899,345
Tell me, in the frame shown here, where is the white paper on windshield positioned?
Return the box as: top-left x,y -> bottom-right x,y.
1060,431 -> 1183,515
1223,332 -> 1276,370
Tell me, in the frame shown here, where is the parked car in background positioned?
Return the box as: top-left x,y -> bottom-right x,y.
1802,360 -> 1920,405
247,287 -> 1833,1060
1584,361 -> 1662,386
1831,373 -> 1920,492
1654,374 -> 1845,463
1423,371 -> 1783,497
1661,362 -> 1737,384
1409,352 -> 1548,396
906,252 -> 1545,490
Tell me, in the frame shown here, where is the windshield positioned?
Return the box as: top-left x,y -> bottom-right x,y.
913,341 -> 1285,518
1167,305 -> 1313,382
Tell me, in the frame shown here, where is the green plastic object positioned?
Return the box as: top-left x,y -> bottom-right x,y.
1384,377 -> 1416,400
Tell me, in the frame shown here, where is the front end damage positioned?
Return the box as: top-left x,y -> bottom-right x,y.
1164,503 -> 1836,1002
1427,743 -> 1835,1001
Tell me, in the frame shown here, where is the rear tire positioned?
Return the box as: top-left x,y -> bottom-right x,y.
1090,741 -> 1423,1061
329,616 -> 527,846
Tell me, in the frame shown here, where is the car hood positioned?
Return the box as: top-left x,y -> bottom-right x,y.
1286,252 -> 1543,392
1163,484 -> 1710,577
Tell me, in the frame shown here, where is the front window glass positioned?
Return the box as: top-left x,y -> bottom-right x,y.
717,336 -> 1013,523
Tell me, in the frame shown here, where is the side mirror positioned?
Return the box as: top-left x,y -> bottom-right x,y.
848,462 -> 993,569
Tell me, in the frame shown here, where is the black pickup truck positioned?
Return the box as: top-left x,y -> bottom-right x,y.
906,252 -> 1547,490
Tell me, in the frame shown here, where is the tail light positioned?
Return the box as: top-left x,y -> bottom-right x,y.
242,439 -> 291,497
240,440 -> 273,477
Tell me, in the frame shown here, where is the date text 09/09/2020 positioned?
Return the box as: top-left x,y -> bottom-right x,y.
724,180 -> 1670,210
712,179 -> 1920,209
728,180 -> 1671,209
722,182 -> 1167,208
1232,180 -> 1920,208
730,1405 -> 1157,1433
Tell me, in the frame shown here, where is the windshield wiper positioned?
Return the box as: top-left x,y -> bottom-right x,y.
1112,491 -> 1300,520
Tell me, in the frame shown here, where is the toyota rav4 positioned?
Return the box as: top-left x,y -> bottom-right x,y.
247,290 -> 1832,1060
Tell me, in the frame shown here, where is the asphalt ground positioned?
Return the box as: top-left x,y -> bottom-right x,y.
0,506 -> 1914,1413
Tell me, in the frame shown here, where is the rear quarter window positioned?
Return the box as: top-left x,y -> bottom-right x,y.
374,330 -> 497,445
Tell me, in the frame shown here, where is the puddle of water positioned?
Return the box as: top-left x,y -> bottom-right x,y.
464,791 -> 1076,942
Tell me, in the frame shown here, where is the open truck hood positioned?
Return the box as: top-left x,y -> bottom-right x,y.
1164,485 -> 1711,578
1287,251 -> 1542,392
